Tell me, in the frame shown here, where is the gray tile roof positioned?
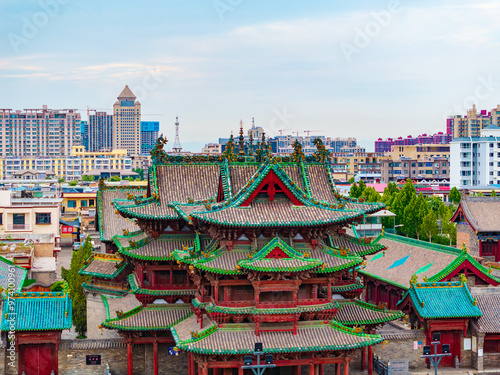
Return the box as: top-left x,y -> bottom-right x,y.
156,164 -> 220,203
191,199 -> 363,227
229,165 -> 259,195
104,294 -> 142,319
335,300 -> 403,325
99,189 -> 144,241
103,304 -> 192,330
472,293 -> 500,333
281,165 -> 305,191
177,320 -> 381,353
0,256 -> 27,292
306,165 -> 336,202
459,196 -> 500,232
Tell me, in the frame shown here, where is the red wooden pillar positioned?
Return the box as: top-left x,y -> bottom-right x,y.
327,278 -> 332,300
497,240 -> 500,262
343,358 -> 349,375
199,362 -> 208,375
361,347 -> 366,371
319,364 -> 324,375
293,365 -> 300,375
238,364 -> 244,375
213,368 -> 221,375
374,282 -> 379,305
368,345 -> 373,375
336,363 -> 341,375
127,339 -> 133,375
153,340 -> 158,375
54,342 -> 59,375
214,281 -> 219,302
309,363 -> 315,375
188,353 -> 195,375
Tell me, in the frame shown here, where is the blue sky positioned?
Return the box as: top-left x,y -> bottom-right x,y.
1,0 -> 500,151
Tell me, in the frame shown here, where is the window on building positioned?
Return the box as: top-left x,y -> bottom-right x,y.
36,213 -> 51,224
490,153 -> 494,157
81,200 -> 88,207
13,213 -> 25,229
67,200 -> 76,208
172,270 -> 187,285
0,213 -> 2,225
89,199 -> 95,206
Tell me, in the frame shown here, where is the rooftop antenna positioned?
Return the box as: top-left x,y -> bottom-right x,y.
173,116 -> 182,153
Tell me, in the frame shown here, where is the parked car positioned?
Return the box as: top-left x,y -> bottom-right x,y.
72,242 -> 81,251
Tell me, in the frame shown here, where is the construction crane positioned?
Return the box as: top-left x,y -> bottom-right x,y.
292,130 -> 301,137
278,129 -> 292,135
303,130 -> 323,137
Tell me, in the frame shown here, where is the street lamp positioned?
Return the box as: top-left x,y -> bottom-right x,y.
420,332 -> 451,375
241,342 -> 276,375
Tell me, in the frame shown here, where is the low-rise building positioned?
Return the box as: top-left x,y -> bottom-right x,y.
385,144 -> 450,160
0,146 -> 134,181
0,190 -> 61,237
330,152 -> 387,180
381,156 -> 450,183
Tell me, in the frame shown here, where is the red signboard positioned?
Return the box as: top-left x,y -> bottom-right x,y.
62,225 -> 74,234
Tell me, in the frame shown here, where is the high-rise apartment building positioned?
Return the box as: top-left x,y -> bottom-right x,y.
0,106 -> 81,158
140,121 -> 159,155
112,85 -> 141,155
89,111 -> 113,152
450,124 -> 500,188
447,104 -> 496,138
81,120 -> 89,150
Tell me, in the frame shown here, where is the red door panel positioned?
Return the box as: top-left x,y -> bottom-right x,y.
38,344 -> 54,375
18,344 -> 55,375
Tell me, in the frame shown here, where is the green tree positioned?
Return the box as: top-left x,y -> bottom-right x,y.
402,195 -> 418,238
491,190 -> 497,197
61,236 -> 92,338
348,177 -> 355,184
441,207 -> 457,245
449,187 -> 461,204
362,187 -> 381,203
421,210 -> 439,242
393,179 -> 416,231
82,175 -> 94,182
110,176 -> 121,182
415,193 -> 429,240
350,182 -> 359,198
69,180 -> 78,186
428,196 -> 442,213
58,177 -> 65,184
132,168 -> 145,180
358,180 -> 367,195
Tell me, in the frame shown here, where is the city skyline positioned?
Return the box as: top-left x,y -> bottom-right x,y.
1,0 -> 500,152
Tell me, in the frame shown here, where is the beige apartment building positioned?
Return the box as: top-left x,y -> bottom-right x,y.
330,152 -> 388,180
0,106 -> 81,158
113,85 -> 142,155
0,190 -> 61,236
0,146 -> 134,181
381,157 -> 450,183
449,104 -> 494,138
386,144 -> 450,160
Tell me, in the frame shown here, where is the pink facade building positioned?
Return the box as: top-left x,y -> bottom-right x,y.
375,131 -> 451,153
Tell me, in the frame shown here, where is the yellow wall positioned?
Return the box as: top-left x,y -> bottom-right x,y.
62,193 -> 97,213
